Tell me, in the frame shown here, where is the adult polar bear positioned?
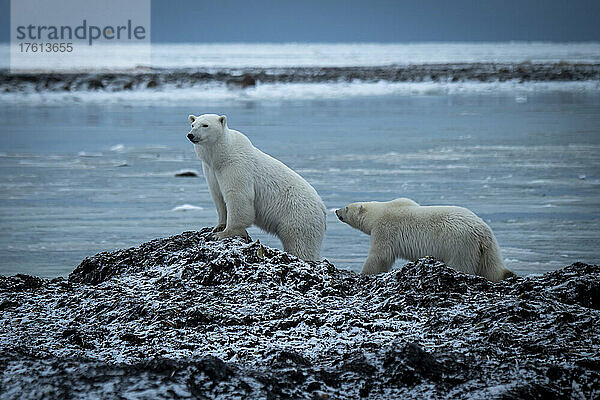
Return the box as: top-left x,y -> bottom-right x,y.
335,198 -> 515,281
187,114 -> 327,261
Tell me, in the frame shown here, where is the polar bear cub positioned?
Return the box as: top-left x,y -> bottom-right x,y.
335,198 -> 515,281
187,114 -> 327,261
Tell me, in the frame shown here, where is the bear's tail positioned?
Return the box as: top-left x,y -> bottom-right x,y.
479,235 -> 516,282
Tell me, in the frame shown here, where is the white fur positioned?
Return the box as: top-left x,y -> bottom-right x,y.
187,114 -> 327,261
335,198 -> 515,281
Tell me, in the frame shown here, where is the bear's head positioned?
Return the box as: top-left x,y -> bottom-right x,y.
187,114 -> 227,145
335,202 -> 370,233
336,199 -> 418,235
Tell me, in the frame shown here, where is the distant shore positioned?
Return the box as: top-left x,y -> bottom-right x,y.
2,62 -> 599,94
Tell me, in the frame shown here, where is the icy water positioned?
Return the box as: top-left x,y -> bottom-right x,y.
1,42 -> 599,277
1,92 -> 599,277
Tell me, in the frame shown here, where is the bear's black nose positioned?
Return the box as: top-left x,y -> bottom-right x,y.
187,133 -> 195,141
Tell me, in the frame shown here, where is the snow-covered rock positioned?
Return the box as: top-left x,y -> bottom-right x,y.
1,228 -> 599,399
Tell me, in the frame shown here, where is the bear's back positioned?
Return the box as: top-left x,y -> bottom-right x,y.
226,130 -> 326,233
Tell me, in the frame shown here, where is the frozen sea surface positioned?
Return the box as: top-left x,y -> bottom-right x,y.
0,92 -> 598,277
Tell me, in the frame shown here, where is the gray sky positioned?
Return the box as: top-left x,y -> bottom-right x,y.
1,0 -> 599,42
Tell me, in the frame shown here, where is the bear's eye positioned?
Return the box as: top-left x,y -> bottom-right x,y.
202,124 -> 209,128
345,207 -> 348,212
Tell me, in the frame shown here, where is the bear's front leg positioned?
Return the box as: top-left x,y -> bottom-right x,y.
203,163 -> 227,232
360,234 -> 395,275
216,183 -> 255,240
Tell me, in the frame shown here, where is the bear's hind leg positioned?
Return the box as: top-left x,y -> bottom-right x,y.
280,227 -> 322,261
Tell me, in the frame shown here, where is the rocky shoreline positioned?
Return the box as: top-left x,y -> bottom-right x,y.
1,228 -> 599,398
2,62 -> 599,93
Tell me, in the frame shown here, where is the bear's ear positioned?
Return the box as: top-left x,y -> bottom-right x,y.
188,115 -> 196,123
219,115 -> 227,126
359,205 -> 366,214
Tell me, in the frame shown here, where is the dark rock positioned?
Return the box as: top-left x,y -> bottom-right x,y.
1,228 -> 599,399
120,333 -> 143,345
496,383 -> 561,400
174,170 -> 198,177
226,74 -> 257,89
0,300 -> 19,311
383,342 -> 463,386
338,352 -> 377,375
268,350 -> 311,368
61,328 -> 95,349
0,274 -> 45,291
240,74 -> 257,88
68,228 -> 216,284
87,79 -> 104,90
